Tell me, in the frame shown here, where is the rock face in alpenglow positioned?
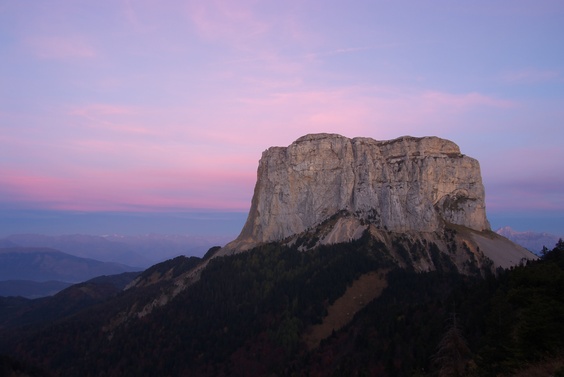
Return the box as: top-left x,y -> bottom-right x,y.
227,133 -> 490,251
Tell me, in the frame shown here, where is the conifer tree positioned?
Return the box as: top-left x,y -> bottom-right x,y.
433,312 -> 472,377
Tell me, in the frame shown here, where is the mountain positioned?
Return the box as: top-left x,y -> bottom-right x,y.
496,226 -> 562,255
0,272 -> 143,299
0,272 -> 140,330
2,233 -> 233,267
221,134 -> 533,271
0,280 -> 73,298
1,242 -> 563,377
0,134 -> 554,377
228,134 -> 489,249
0,239 -> 18,248
114,134 -> 534,327
0,247 -> 140,283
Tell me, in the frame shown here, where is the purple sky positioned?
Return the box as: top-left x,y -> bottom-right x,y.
1,1 -> 563,236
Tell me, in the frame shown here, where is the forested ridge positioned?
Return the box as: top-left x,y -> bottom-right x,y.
1,237 -> 563,376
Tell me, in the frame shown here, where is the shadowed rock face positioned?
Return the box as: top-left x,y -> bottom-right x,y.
227,134 -> 490,251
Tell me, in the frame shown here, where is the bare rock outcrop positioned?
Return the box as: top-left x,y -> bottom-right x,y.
107,134 -> 534,330
226,133 -> 490,252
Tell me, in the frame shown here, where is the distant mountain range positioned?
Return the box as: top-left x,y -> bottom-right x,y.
0,247 -> 140,292
0,233 -> 233,267
496,226 -> 562,255
0,280 -> 73,299
0,271 -> 140,330
0,233 -> 232,298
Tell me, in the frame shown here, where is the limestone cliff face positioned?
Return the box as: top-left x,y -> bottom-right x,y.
227,133 -> 490,252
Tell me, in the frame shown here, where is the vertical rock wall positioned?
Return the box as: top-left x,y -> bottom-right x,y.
230,133 -> 490,251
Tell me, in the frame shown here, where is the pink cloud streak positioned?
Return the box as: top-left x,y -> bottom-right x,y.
0,168 -> 255,212
231,86 -> 516,144
1,78 -> 522,213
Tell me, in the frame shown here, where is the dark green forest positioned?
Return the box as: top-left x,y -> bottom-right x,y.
1,238 -> 564,377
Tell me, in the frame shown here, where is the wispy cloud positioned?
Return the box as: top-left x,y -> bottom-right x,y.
483,145 -> 564,212
487,178 -> 564,212
69,104 -> 134,117
26,35 -> 97,60
67,104 -> 157,136
0,168 -> 255,212
305,44 -> 397,61
420,91 -> 514,112
122,0 -> 143,32
501,69 -> 560,84
232,86 -> 516,142
186,0 -> 269,46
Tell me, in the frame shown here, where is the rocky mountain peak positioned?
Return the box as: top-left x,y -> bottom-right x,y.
226,133 -> 490,252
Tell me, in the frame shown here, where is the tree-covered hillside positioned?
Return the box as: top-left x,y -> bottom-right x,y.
1,238 -> 563,376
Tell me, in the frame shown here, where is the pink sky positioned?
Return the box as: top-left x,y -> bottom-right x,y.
1,1 -> 563,234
